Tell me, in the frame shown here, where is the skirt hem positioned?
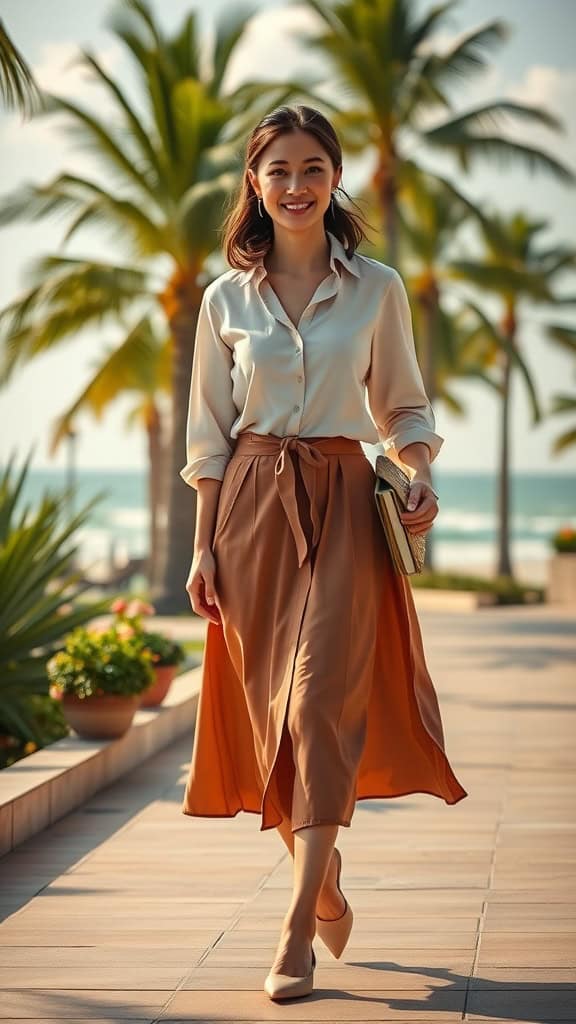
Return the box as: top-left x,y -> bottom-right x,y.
181,781 -> 468,831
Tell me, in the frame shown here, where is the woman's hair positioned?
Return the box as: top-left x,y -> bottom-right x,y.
221,104 -> 371,270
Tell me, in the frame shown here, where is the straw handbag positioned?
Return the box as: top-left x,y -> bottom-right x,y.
374,454 -> 438,575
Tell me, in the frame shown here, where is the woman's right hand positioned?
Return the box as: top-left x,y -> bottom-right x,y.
186,549 -> 222,626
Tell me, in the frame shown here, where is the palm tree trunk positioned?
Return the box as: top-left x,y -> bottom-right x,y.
153,268 -> 202,613
374,150 -> 398,266
145,402 -> 163,587
496,316 -> 515,578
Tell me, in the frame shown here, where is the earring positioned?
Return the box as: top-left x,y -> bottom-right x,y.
257,197 -> 264,219
330,191 -> 336,216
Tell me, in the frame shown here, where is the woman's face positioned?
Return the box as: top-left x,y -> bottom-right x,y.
248,128 -> 341,233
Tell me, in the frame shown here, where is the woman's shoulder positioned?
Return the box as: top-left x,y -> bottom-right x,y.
201,267 -> 250,306
354,250 -> 403,289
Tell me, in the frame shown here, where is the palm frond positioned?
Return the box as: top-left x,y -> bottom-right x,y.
0,18 -> 42,117
462,298 -> 542,421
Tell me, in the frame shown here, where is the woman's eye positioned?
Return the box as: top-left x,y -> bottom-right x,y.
269,166 -> 323,176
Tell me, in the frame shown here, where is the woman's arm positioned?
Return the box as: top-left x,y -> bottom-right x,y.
179,288 -> 237,489
365,269 -> 444,465
194,477 -> 223,556
181,286 -> 236,621
366,270 -> 442,533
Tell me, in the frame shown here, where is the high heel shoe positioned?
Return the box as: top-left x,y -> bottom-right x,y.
264,945 -> 316,1001
315,846 -> 354,959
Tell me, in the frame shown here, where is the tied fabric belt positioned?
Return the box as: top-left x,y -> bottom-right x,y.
233,431 -> 365,568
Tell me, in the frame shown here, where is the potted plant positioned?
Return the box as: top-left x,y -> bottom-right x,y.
138,632 -> 185,706
547,525 -> 576,604
46,624 -> 154,739
109,598 -> 185,706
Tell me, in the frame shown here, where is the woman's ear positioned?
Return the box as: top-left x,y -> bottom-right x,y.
247,168 -> 259,198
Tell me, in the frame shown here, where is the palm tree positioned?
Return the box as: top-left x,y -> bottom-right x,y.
549,392 -> 576,454
0,17 -> 42,116
449,213 -> 576,578
547,325 -> 576,455
0,0 -> 310,612
297,0 -> 574,266
359,167 -> 537,571
43,308 -> 170,585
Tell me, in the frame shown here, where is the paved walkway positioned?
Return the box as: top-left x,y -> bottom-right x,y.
1,603 -> 575,1022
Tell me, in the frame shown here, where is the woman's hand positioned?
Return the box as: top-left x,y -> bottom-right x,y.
399,479 -> 440,535
186,549 -> 222,626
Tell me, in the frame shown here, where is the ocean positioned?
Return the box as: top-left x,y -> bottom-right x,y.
14,463 -> 576,586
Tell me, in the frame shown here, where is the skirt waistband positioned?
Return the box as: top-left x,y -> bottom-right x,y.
233,430 -> 364,457
230,432 -> 365,568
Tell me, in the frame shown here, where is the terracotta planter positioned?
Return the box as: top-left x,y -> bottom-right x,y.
61,693 -> 141,739
139,664 -> 177,707
547,552 -> 576,604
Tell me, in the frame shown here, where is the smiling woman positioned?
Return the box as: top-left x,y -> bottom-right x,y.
180,104 -> 467,1000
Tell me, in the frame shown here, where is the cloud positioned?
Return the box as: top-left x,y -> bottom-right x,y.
221,3 -> 328,92
0,39 -> 124,150
506,65 -> 576,148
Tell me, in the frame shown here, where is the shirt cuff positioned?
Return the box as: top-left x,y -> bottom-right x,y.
179,455 -> 230,489
384,426 -> 444,463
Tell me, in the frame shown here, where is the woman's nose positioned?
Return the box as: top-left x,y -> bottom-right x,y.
286,176 -> 308,192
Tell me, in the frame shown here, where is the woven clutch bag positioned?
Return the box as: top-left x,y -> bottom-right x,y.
374,454 -> 434,575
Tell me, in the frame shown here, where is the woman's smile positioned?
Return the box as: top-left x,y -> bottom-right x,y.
280,200 -> 317,215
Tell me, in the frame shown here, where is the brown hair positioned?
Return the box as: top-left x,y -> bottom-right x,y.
221,105 -> 371,270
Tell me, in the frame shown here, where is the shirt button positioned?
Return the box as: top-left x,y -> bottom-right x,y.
293,404 -> 300,412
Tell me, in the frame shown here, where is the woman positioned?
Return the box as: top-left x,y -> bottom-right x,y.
180,104 -> 467,1001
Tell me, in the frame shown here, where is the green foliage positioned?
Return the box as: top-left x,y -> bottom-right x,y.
0,694 -> 69,769
551,526 -> 576,553
411,570 -> 545,603
46,624 -> 154,699
0,450 -> 115,743
140,630 -> 185,667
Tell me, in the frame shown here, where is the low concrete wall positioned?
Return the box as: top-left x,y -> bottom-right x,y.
0,668 -> 201,856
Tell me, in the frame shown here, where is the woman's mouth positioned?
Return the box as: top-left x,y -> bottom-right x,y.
280,201 -> 316,215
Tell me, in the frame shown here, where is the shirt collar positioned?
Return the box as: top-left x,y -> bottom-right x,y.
239,230 -> 361,285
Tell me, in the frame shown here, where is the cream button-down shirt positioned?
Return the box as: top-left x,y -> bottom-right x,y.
180,231 -> 444,488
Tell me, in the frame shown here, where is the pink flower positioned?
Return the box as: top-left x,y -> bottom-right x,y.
125,599 -> 155,618
110,598 -> 128,614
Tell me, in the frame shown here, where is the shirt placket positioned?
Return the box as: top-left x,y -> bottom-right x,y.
259,273 -> 341,434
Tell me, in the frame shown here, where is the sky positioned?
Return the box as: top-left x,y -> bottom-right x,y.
0,0 -> 575,475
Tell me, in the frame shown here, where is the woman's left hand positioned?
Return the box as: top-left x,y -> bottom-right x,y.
400,479 -> 440,535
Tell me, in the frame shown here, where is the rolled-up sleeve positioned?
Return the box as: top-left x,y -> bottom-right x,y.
366,269 -> 444,462
179,289 -> 237,489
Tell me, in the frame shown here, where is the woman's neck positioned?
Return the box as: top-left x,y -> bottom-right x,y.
265,226 -> 331,277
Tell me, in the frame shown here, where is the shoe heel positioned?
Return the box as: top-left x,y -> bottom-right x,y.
315,847 -> 354,959
264,945 -> 316,1001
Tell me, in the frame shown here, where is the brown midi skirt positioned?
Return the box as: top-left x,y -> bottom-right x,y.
182,430 -> 468,832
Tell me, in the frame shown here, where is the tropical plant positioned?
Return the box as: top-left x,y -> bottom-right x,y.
108,595 -> 185,667
449,212 -> 576,577
0,17 -> 42,116
141,631 -> 185,668
297,0 -> 574,265
0,0 -> 313,613
0,450 -> 114,745
46,317 -> 170,585
46,623 -> 154,699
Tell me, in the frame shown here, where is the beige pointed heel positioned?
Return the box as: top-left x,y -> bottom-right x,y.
264,945 -> 316,1001
315,846 -> 353,959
